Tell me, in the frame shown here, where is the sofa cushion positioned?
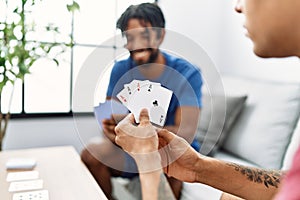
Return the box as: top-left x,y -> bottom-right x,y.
197,94 -> 247,156
221,75 -> 300,169
181,182 -> 222,200
214,150 -> 259,168
281,117 -> 300,170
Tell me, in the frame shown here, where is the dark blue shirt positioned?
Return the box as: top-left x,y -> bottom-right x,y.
106,51 -> 203,150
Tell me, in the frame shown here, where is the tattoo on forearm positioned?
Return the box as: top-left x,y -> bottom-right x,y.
227,163 -> 284,188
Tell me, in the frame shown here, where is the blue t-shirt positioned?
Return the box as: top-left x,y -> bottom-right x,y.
107,51 -> 203,150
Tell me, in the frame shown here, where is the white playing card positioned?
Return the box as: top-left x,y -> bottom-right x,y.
117,80 -> 138,106
127,83 -> 172,126
13,190 -> 49,200
6,171 -> 39,182
117,80 -> 160,106
125,79 -> 142,94
126,80 -> 160,94
117,88 -> 130,106
6,158 -> 37,170
9,179 -> 43,192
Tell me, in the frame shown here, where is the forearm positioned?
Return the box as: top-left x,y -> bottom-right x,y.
195,156 -> 283,200
135,152 -> 175,200
139,170 -> 175,200
139,170 -> 161,200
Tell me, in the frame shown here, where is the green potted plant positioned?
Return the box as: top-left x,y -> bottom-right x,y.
0,0 -> 79,150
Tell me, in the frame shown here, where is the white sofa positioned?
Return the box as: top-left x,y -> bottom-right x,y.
180,75 -> 300,200
112,74 -> 300,200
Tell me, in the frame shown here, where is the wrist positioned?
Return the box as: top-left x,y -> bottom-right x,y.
133,151 -> 162,173
139,169 -> 162,180
194,154 -> 210,183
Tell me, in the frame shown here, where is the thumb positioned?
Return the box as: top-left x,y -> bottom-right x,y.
157,129 -> 176,143
139,108 -> 151,126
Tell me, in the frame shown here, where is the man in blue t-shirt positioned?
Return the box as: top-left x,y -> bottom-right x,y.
81,3 -> 202,200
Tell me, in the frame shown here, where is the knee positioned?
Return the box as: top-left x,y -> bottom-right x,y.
81,148 -> 100,166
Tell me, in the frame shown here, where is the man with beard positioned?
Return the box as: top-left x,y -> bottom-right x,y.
80,3 -> 202,200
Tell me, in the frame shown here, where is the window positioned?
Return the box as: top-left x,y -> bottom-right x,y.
1,0 -> 155,116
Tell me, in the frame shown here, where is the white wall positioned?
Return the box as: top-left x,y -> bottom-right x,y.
3,116 -> 101,153
160,0 -> 300,82
160,0 -> 225,72
4,1 -> 300,151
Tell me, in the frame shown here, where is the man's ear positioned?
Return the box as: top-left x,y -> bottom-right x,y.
157,28 -> 165,45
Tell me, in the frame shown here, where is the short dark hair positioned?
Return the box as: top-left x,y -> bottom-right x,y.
117,3 -> 165,32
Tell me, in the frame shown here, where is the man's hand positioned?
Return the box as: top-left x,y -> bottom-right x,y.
115,109 -> 158,154
158,129 -> 201,183
115,109 -> 162,173
102,114 -> 127,143
102,117 -> 116,143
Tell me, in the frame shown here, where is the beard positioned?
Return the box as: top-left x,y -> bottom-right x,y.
129,48 -> 159,65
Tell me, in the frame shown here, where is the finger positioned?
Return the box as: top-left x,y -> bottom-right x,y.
158,137 -> 168,148
115,113 -> 136,135
115,135 -> 126,148
157,129 -> 176,143
103,124 -> 115,134
102,118 -> 115,126
139,108 -> 151,126
111,114 -> 126,124
155,126 -> 162,132
107,124 -> 116,132
118,113 -> 135,125
114,135 -> 121,146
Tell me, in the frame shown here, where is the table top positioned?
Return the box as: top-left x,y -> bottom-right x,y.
0,146 -> 108,199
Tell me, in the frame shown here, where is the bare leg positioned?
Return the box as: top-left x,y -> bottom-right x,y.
81,139 -> 124,200
81,148 -> 114,199
167,176 -> 183,200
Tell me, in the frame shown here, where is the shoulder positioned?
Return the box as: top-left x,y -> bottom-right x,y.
163,51 -> 200,75
163,52 -> 201,77
113,58 -> 130,70
111,57 -> 131,75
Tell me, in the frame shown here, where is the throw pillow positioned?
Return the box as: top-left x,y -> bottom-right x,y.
197,94 -> 247,156
221,76 -> 300,169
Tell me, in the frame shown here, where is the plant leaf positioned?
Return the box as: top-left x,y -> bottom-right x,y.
67,1 -> 80,13
53,58 -> 59,66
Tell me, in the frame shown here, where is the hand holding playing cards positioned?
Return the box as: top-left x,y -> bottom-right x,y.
158,129 -> 202,183
114,108 -> 202,178
102,114 -> 126,143
115,109 -> 158,153
115,109 -> 162,172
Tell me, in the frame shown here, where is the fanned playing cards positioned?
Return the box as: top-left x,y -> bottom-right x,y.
117,80 -> 173,127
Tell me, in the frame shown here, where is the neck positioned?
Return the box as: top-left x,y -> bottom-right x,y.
138,51 -> 166,80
